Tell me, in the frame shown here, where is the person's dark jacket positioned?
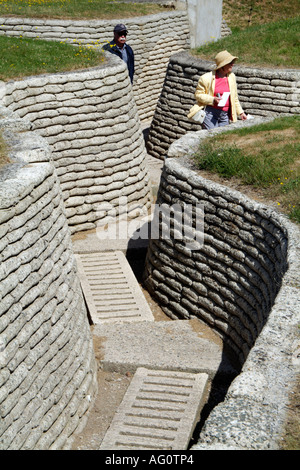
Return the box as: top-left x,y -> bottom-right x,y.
102,41 -> 134,83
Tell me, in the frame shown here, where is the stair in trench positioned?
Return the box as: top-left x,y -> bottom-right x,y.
74,247 -> 213,449
75,250 -> 154,324
99,367 -> 209,450
73,154 -> 213,449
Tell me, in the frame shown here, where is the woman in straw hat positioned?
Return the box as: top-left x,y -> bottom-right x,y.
195,50 -> 247,129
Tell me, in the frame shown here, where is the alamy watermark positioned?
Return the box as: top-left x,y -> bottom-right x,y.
96,196 -> 204,250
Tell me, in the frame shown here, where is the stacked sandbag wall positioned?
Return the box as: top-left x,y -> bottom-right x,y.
0,11 -> 191,122
1,54 -> 152,234
143,148 -> 300,449
0,107 -> 97,449
144,156 -> 290,363
147,52 -> 300,159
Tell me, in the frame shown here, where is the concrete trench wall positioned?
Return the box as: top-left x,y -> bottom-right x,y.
0,11 -> 191,122
0,107 -> 97,450
1,54 -> 152,234
0,47 -> 156,445
143,130 -> 300,448
144,155 -> 289,363
147,52 -> 300,159
0,11 -> 299,450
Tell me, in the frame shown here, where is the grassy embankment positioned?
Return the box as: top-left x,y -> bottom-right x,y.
0,0 -> 168,19
194,116 -> 300,223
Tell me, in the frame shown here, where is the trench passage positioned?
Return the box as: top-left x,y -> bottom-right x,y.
71,154 -> 239,450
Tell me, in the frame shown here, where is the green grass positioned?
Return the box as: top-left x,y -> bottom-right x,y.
0,0 -> 169,19
0,131 -> 10,168
222,0 -> 300,31
193,116 -> 300,223
0,0 -> 171,81
192,16 -> 300,68
0,35 -> 106,81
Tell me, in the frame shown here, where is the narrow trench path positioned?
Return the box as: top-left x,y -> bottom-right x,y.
70,149 -> 238,450
71,269 -> 173,450
71,247 -> 225,450
70,151 -> 169,450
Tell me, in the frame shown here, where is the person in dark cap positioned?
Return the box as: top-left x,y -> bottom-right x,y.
102,24 -> 135,83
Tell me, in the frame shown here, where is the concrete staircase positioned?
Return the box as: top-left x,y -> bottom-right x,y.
75,251 -> 154,324
72,155 -> 236,450
99,368 -> 209,451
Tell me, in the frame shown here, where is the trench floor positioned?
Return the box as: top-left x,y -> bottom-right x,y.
70,154 -> 239,450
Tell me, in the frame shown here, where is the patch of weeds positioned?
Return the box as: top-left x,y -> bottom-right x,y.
0,35 -> 106,81
193,117 -> 300,223
0,131 -> 10,169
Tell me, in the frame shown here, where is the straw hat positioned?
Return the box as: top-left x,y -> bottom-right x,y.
214,50 -> 238,69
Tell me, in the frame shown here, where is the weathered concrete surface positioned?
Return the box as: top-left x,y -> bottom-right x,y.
75,251 -> 154,324
94,319 -> 238,379
0,106 -> 97,450
100,367 -> 209,450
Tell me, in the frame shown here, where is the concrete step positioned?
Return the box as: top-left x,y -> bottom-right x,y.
99,367 -> 209,450
93,319 -> 238,379
75,251 -> 154,324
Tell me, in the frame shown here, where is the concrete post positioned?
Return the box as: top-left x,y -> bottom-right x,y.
187,0 -> 223,48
